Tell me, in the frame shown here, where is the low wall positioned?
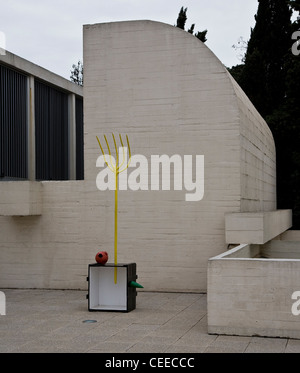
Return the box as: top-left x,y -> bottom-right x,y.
207,235 -> 300,339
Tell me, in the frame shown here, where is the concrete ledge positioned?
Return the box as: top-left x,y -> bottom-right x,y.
0,181 -> 42,216
0,51 -> 83,96
225,210 -> 292,244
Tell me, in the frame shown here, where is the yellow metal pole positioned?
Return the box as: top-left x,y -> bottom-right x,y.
114,169 -> 118,284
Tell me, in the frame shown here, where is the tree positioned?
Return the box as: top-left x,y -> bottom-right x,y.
195,30 -> 208,43
228,37 -> 247,81
238,0 -> 292,118
176,6 -> 208,42
228,63 -> 245,84
228,1 -> 300,227
267,1 -> 300,227
231,0 -> 300,228
268,56 -> 300,227
289,0 -> 300,12
70,60 -> 83,86
176,6 -> 188,30
232,36 -> 248,62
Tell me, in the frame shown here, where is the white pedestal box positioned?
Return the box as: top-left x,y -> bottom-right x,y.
87,263 -> 137,312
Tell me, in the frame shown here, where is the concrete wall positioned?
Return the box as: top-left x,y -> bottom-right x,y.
0,181 -> 42,216
82,20 -> 277,292
229,77 -> 277,212
208,241 -> 300,339
0,21 -> 277,292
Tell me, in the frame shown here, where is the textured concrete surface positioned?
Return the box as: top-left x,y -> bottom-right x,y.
225,210 -> 292,244
208,239 -> 300,340
0,289 -> 299,353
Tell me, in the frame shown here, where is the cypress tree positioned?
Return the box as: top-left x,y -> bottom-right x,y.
176,7 -> 188,30
267,2 -> 300,227
230,1 -> 300,227
175,7 -> 208,42
195,30 -> 208,43
239,0 -> 292,118
269,56 -> 300,227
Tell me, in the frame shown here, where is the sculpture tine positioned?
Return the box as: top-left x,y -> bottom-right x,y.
96,133 -> 131,284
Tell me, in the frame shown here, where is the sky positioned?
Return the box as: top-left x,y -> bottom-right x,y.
0,0 -> 260,80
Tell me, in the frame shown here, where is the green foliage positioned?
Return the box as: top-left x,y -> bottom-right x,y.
188,24 -> 195,34
176,7 -> 188,30
176,6 -> 208,43
70,60 -> 83,86
289,0 -> 300,12
230,0 -> 300,228
240,0 -> 292,117
195,30 -> 208,43
227,64 -> 245,84
267,52 -> 300,227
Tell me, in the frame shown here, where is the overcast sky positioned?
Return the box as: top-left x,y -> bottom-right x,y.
0,0 -> 259,80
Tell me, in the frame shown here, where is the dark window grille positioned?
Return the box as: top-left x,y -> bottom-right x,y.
76,97 -> 84,180
0,64 -> 28,179
35,80 -> 69,180
1,64 -> 83,182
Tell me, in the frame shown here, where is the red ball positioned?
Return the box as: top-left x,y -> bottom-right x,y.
95,251 -> 108,265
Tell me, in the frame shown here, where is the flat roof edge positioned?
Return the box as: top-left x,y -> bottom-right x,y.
0,50 -> 83,96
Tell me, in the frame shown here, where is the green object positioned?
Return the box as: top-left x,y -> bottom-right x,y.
129,281 -> 144,289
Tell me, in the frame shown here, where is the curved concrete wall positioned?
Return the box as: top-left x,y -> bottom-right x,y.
82,20 -> 276,292
229,75 -> 276,212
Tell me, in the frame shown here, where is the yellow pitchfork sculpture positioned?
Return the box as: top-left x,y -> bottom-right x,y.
96,134 -> 131,284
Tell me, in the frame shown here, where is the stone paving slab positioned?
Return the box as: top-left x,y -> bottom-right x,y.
0,289 -> 300,353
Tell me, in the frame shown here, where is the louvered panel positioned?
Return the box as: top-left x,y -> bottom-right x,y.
35,80 -> 69,180
0,63 -> 28,179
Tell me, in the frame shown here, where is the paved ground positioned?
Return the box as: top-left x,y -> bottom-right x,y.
1,289 -> 300,353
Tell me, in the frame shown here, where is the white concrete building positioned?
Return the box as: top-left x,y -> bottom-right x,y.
0,20 -> 291,292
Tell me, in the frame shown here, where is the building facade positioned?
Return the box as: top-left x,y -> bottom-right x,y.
0,52 -> 84,182
0,21 -> 291,292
